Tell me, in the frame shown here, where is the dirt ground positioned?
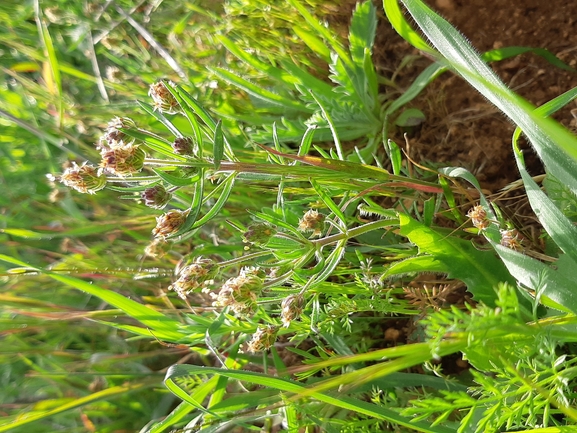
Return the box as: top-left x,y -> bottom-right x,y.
371,0 -> 577,192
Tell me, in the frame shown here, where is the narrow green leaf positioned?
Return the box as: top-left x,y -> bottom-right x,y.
349,1 -> 377,66
213,120 -> 224,170
138,101 -> 184,138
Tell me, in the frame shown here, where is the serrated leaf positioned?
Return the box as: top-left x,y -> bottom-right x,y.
349,1 -> 377,66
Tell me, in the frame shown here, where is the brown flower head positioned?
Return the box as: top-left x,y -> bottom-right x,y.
149,81 -> 180,114
281,294 -> 305,327
168,257 -> 219,299
298,209 -> 325,237
144,238 -> 170,258
59,162 -> 106,194
212,267 -> 265,316
142,184 -> 172,209
100,144 -> 145,176
500,228 -> 523,251
467,205 -> 490,230
152,209 -> 189,238
246,325 -> 278,353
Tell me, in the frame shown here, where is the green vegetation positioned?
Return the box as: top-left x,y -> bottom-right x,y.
2,0 -> 577,432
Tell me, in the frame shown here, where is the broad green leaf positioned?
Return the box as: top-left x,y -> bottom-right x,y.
389,214 -> 514,306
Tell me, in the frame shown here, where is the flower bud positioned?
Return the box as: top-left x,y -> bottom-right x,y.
246,325 -> 278,353
100,144 -> 145,176
142,184 -> 172,209
152,209 -> 189,238
467,205 -> 490,230
242,223 -> 276,247
298,209 -> 325,237
281,294 -> 304,327
149,81 -> 179,114
59,162 -> 106,194
172,136 -> 197,157
500,228 -> 523,251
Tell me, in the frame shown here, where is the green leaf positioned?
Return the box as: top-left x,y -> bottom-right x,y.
349,1 -> 377,66
388,214 -> 514,306
213,120 -> 224,170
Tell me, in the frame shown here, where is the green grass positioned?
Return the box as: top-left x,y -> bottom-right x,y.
3,0 -> 577,432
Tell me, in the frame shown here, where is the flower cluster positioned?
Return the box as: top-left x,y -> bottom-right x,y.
242,223 -> 277,248
152,209 -> 189,238
212,267 -> 265,316
298,209 -> 325,237
280,294 -> 304,327
59,162 -> 107,194
99,143 -> 146,177
168,257 -> 219,299
500,228 -> 523,251
149,81 -> 179,114
141,184 -> 172,209
172,136 -> 197,157
246,325 -> 278,353
467,205 -> 490,230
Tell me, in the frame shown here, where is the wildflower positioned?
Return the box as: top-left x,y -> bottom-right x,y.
212,267 -> 265,316
280,294 -> 304,327
142,184 -> 172,209
246,325 -> 278,353
172,136 -> 197,157
242,223 -> 276,247
298,209 -> 325,237
105,65 -> 123,83
103,117 -> 136,146
149,81 -> 179,114
59,162 -> 106,194
467,205 -> 490,230
500,228 -> 523,251
152,209 -> 189,238
168,257 -> 219,299
100,143 -> 145,176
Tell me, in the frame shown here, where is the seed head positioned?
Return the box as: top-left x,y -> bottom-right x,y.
246,325 -> 278,353
169,257 -> 219,299
59,162 -> 106,194
212,267 -> 265,316
467,205 -> 490,230
500,228 -> 523,251
152,209 -> 189,238
149,81 -> 180,114
242,223 -> 277,247
100,144 -> 145,176
142,184 -> 172,209
298,209 -> 325,237
172,136 -> 197,157
281,294 -> 305,327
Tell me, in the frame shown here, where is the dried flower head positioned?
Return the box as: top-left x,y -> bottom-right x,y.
500,228 -> 523,251
212,267 -> 265,316
172,136 -> 197,157
152,209 -> 189,238
242,223 -> 277,247
59,162 -> 106,194
100,144 -> 145,176
149,81 -> 179,114
103,117 -> 136,146
144,238 -> 169,258
298,209 -> 325,237
246,325 -> 278,353
467,205 -> 490,230
281,294 -> 304,327
105,65 -> 123,83
142,184 -> 172,209
168,257 -> 219,299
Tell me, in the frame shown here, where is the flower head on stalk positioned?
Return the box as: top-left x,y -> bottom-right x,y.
149,81 -> 180,114
152,209 -> 189,238
58,162 -> 106,194
298,209 -> 325,237
141,184 -> 172,209
281,294 -> 305,327
168,257 -> 219,299
100,143 -> 145,177
103,117 -> 137,147
246,325 -> 278,353
212,267 -> 265,316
